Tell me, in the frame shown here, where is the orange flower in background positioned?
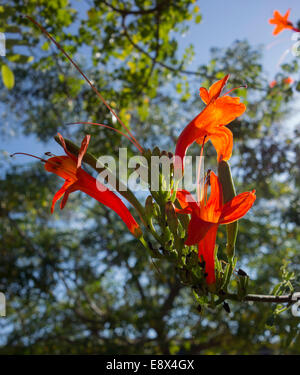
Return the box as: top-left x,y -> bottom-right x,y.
283,77 -> 294,85
176,172 -> 256,284
44,133 -> 141,238
269,9 -> 300,35
269,77 -> 294,88
175,75 -> 246,171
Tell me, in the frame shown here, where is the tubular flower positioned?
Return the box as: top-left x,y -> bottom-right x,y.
176,172 -> 256,284
283,77 -> 294,85
269,77 -> 294,88
44,133 -> 141,238
175,75 -> 246,171
269,9 -> 300,35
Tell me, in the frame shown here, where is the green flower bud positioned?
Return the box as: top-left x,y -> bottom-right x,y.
145,195 -> 154,219
165,201 -> 178,234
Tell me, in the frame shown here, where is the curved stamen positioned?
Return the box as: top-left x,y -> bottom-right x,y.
223,84 -> 248,96
25,16 -> 143,153
10,152 -> 46,162
66,122 -> 143,153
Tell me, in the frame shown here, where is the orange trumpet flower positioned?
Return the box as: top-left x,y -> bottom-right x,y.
283,77 -> 294,85
269,77 -> 294,88
176,171 -> 256,284
175,75 -> 246,171
44,133 -> 141,238
269,9 -> 300,35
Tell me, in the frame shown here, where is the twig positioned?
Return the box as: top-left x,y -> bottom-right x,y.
245,293 -> 300,303
226,292 -> 300,304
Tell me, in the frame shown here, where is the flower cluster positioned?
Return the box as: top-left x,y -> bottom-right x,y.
268,9 -> 299,88
269,9 -> 299,35
13,73 -> 256,293
15,10 -> 298,308
174,76 -> 256,285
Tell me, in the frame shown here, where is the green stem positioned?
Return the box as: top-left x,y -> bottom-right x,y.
139,236 -> 163,259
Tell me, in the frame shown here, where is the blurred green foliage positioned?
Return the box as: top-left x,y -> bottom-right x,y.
0,0 -> 300,354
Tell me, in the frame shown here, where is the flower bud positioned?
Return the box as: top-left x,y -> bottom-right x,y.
145,195 -> 154,219
152,146 -> 161,156
165,201 -> 178,234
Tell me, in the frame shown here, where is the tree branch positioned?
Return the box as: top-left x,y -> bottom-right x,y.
226,292 -> 300,304
102,0 -> 163,15
160,280 -> 182,318
121,17 -> 202,77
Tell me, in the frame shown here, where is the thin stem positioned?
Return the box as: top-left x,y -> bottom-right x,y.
10,152 -> 46,162
25,15 -> 143,152
147,218 -> 164,247
223,85 -> 248,96
139,236 -> 163,259
66,122 -> 143,153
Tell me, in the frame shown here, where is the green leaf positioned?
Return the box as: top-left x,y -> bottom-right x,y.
1,63 -> 14,89
41,42 -> 50,51
195,14 -> 202,24
7,54 -> 34,64
271,282 -> 282,296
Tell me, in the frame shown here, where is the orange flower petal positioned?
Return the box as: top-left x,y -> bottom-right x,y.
208,126 -> 233,162
193,96 -> 245,133
207,74 -> 230,102
57,133 -> 76,161
199,87 -> 210,105
269,9 -> 294,35
176,207 -> 193,214
198,224 -> 218,284
45,156 -> 77,181
219,190 -> 256,224
77,134 -> 91,169
284,9 -> 291,21
273,25 -> 284,35
51,179 -> 74,213
46,135 -> 141,237
175,76 -> 245,170
77,170 -> 141,237
283,77 -> 294,85
210,96 -> 246,128
176,189 -> 198,211
60,190 -> 71,210
174,117 -> 205,171
199,75 -> 229,105
185,215 -> 213,246
199,172 -> 223,223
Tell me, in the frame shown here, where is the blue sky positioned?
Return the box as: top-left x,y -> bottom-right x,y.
185,0 -> 300,76
1,0 -> 300,166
